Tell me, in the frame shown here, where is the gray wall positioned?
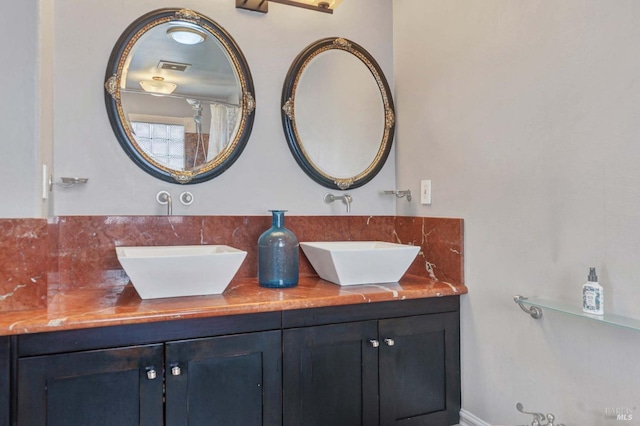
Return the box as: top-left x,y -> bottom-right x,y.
0,0 -> 43,218
394,0 -> 640,423
50,0 -> 396,216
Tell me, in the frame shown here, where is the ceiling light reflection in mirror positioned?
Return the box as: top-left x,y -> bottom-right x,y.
139,76 -> 177,95
166,26 -> 207,45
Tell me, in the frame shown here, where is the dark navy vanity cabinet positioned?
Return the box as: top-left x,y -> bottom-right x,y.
282,297 -> 461,426
12,312 -> 282,426
7,297 -> 460,426
1,336 -> 9,426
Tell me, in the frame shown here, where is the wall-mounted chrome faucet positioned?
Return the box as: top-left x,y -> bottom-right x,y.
156,191 -> 172,216
324,193 -> 352,213
156,191 -> 194,215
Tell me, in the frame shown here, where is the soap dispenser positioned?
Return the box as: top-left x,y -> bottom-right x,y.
582,267 -> 603,315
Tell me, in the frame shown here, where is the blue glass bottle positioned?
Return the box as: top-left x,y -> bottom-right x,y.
258,210 -> 299,288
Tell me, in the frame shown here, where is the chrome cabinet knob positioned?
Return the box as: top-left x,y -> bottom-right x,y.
384,338 -> 395,346
369,339 -> 380,348
146,369 -> 157,380
171,366 -> 182,376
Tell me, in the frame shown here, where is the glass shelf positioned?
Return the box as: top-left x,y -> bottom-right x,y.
517,296 -> 640,332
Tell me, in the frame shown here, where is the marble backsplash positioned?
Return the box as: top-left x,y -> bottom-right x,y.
0,219 -> 49,311
0,215 -> 463,312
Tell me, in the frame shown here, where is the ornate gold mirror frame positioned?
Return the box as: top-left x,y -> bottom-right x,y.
281,37 -> 395,190
104,8 -> 256,184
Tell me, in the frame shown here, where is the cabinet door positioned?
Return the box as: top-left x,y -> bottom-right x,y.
165,330 -> 281,426
283,321 -> 379,426
17,344 -> 163,426
0,337 -> 9,426
378,313 -> 460,426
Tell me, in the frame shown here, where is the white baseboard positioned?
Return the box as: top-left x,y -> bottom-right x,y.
458,409 -> 492,426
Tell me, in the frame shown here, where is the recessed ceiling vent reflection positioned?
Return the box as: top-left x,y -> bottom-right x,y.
166,26 -> 207,45
158,60 -> 191,72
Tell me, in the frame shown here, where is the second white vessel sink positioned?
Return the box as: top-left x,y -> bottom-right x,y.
116,245 -> 247,299
300,241 -> 420,286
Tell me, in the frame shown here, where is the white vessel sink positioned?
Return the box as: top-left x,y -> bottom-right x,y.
300,241 -> 420,286
116,245 -> 247,299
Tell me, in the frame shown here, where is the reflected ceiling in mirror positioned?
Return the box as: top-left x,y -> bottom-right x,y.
281,37 -> 395,190
105,9 -> 256,184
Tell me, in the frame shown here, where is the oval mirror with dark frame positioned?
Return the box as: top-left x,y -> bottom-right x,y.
104,8 -> 256,184
281,37 -> 395,190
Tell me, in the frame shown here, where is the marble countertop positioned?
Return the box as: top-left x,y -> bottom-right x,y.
0,274 -> 467,336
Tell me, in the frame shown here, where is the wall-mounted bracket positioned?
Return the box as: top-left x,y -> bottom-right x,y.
236,0 -> 269,13
516,402 -> 565,426
514,295 -> 543,319
49,176 -> 89,191
383,189 -> 412,202
236,0 -> 335,14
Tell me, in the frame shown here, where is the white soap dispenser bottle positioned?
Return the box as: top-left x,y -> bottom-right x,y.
582,267 -> 603,315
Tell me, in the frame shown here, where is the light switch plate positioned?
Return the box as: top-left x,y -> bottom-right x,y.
420,180 -> 431,205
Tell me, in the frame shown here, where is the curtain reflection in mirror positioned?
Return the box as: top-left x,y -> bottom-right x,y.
207,103 -> 240,162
